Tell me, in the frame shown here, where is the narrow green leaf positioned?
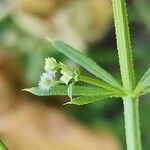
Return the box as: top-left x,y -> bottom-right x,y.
67,95 -> 114,105
0,140 -> 7,150
79,75 -> 125,94
23,86 -> 115,97
134,67 -> 150,95
140,87 -> 150,96
138,67 -> 150,85
48,40 -> 121,88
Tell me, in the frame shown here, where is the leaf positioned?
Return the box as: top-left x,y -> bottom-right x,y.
23,86 -> 116,97
134,67 -> 150,96
138,67 -> 150,84
67,95 -> 114,105
48,40 -> 121,88
0,140 -> 7,150
140,87 -> 150,96
79,75 -> 125,94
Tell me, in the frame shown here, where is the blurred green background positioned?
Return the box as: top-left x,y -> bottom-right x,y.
0,0 -> 149,150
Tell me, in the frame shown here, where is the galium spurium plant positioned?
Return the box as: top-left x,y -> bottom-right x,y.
23,0 -> 150,150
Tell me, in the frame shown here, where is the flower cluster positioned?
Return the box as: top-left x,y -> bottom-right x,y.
38,57 -> 78,91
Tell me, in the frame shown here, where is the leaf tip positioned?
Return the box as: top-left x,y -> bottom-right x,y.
45,37 -> 55,45
21,88 -> 31,92
45,37 -> 51,41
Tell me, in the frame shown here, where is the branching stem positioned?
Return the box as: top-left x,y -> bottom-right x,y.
123,97 -> 141,150
112,0 -> 142,149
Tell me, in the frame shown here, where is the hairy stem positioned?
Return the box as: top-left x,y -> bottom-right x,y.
112,0 -> 135,92
123,97 -> 141,150
112,0 -> 141,149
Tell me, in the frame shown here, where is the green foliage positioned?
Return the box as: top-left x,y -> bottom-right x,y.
79,75 -> 125,95
24,86 -> 121,105
0,0 -> 149,149
134,67 -> 150,96
24,0 -> 150,149
67,96 -> 114,105
138,67 -> 150,86
141,87 -> 150,96
49,40 -> 121,88
24,86 -> 116,97
0,140 -> 7,150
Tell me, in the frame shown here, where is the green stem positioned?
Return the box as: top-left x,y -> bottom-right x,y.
123,97 -> 141,150
79,75 -> 125,94
112,0 -> 135,92
112,0 -> 142,149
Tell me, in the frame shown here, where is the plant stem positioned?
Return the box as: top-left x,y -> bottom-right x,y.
123,97 -> 141,150
112,0 -> 142,149
112,0 -> 135,92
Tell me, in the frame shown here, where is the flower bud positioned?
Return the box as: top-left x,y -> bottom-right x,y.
60,74 -> 73,85
38,72 -> 56,90
59,63 -> 74,85
44,57 -> 57,72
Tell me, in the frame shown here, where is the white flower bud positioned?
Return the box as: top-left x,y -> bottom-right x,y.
38,72 -> 56,91
47,70 -> 56,78
44,57 -> 57,72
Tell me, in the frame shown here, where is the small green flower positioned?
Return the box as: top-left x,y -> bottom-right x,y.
60,74 -> 73,85
39,59 -> 79,89
44,57 -> 57,72
59,62 -> 78,85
